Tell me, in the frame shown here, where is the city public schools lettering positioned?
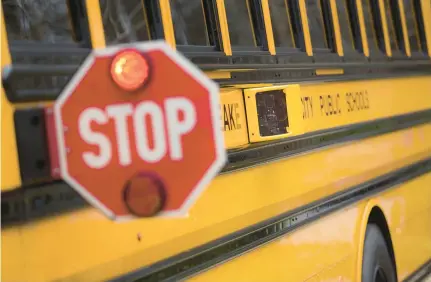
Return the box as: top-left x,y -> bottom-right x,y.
301,90 -> 370,120
221,103 -> 242,131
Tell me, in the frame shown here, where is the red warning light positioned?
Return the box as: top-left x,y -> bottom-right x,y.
110,49 -> 149,91
123,173 -> 165,217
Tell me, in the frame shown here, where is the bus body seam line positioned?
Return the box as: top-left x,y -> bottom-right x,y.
1,109 -> 431,228
402,258 -> 431,282
108,157 -> 431,282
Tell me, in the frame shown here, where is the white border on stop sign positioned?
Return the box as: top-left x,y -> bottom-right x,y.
53,40 -> 226,221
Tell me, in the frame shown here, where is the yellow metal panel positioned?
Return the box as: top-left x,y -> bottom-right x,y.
12,101 -> 53,109
330,0 -> 344,56
376,173 -> 431,280
228,83 -> 273,88
0,12 -> 9,79
354,173 -> 431,281
205,71 -> 231,80
0,90 -> 21,191
299,0 -> 313,56
220,89 -> 249,149
244,76 -> 431,143
85,0 -> 106,48
261,0 -> 276,55
216,0 -> 232,55
314,256 -> 356,282
379,0 -> 392,57
159,0 -> 176,49
3,122 -> 431,282
188,206 -> 359,282
398,0 -> 411,57
1,228 -> 24,281
421,0 -> 431,57
353,174 -> 431,281
315,68 -> 344,75
188,172 -> 431,282
300,77 -> 431,132
1,13 -> 21,191
356,0 -> 370,57
354,199 -> 372,282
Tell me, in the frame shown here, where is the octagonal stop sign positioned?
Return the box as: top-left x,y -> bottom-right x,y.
53,41 -> 226,220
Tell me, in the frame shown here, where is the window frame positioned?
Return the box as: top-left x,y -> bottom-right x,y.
384,0 -> 428,59
1,0 -> 93,103
319,0 -> 336,52
99,0 -> 164,46
224,0 -> 270,55
359,0 -> 388,61
413,0 -> 427,55
68,0 -> 92,47
268,0 -> 303,54
305,0 -> 333,53
332,0 -> 367,61
174,0 -> 225,56
303,0 -> 342,63
405,0 -> 428,59
382,0 -> 409,60
367,0 -> 386,54
263,0 -> 312,64
344,0 -> 386,61
344,0 -> 363,53
147,0 -> 166,40
2,0 -> 92,49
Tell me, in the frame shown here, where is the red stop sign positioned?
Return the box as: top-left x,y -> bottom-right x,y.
53,42 -> 226,220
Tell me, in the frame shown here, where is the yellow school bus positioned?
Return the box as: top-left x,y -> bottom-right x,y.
2,0 -> 431,281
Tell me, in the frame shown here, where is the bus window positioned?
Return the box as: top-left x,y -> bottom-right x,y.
344,0 -> 364,53
304,0 -> 333,50
403,0 -> 421,53
224,0 -> 266,50
171,0 -> 219,48
360,0 -> 379,53
100,0 -> 159,45
402,0 -> 428,56
2,0 -> 78,43
335,0 -> 355,52
414,0 -> 427,54
383,0 -> 402,54
367,0 -> 385,53
408,0 -> 427,54
268,0 -> 296,49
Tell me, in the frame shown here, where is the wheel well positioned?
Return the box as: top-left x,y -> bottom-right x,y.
368,206 -> 398,278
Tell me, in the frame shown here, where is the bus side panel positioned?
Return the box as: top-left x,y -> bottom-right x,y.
375,172 -> 431,281
187,202 -> 363,282
2,123 -> 431,282
310,257 -> 355,282
187,173 -> 431,282
0,88 -> 21,190
1,14 -> 21,191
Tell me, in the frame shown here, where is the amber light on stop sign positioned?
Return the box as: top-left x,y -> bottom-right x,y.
123,173 -> 166,217
110,49 -> 149,91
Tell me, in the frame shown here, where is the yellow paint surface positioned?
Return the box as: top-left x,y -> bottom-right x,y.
220,89 -> 249,148
245,76 -> 431,142
1,14 -> 21,190
2,122 -> 431,282
190,169 -> 431,282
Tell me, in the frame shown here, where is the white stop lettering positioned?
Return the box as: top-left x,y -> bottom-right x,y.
78,97 -> 197,169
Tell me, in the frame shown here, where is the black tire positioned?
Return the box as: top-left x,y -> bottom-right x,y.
362,224 -> 397,282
